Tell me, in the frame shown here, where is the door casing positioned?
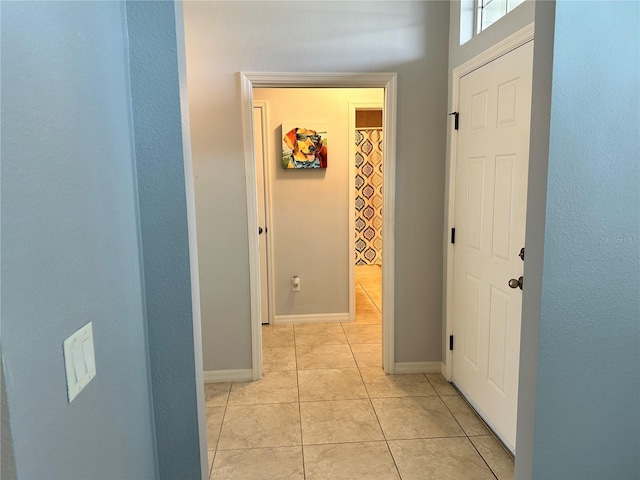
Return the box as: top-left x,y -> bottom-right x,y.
240,72 -> 398,380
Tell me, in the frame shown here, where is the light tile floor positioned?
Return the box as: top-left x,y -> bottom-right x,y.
205,265 -> 514,479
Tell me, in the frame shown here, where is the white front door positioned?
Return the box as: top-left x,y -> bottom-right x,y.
253,104 -> 270,325
451,41 -> 533,452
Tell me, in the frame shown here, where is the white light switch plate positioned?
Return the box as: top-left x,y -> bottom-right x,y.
63,322 -> 96,402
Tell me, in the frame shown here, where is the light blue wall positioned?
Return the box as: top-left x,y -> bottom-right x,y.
126,2 -> 202,478
1,2 -> 157,478
527,2 -> 640,478
448,2 -> 639,476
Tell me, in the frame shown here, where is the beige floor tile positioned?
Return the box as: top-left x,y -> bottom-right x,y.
355,291 -> 378,310
353,309 -> 382,324
371,397 -> 464,440
470,436 -> 514,480
350,344 -> 382,368
211,447 -> 304,480
441,394 -> 491,436
304,442 -> 400,480
296,344 -> 356,370
294,323 -> 348,346
343,324 -> 381,344
263,346 -> 296,372
294,322 -> 345,333
205,382 -> 231,407
228,371 -> 298,405
360,368 -> 437,398
206,406 -> 225,450
207,450 -> 215,477
263,324 -> 295,348
426,373 -> 458,396
298,368 -> 368,402
355,264 -> 382,277
353,289 -> 382,322
217,403 -> 301,450
300,399 -> 384,445
358,278 -> 381,297
355,289 -> 377,303
388,438 -> 495,480
364,292 -> 382,309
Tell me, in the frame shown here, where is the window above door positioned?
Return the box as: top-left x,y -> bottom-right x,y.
460,0 -> 527,44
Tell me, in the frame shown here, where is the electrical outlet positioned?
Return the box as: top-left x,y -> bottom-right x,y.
292,275 -> 300,292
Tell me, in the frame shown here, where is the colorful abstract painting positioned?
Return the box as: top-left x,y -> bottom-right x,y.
282,124 -> 328,169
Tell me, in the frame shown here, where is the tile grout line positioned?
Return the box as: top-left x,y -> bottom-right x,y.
342,292 -> 402,480
294,325 -> 308,480
349,311 -> 404,480
356,268 -> 404,478
209,381 -> 232,479
428,375 -> 500,480
356,274 -> 382,314
468,437 -> 500,480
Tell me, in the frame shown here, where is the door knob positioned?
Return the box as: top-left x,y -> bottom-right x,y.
508,276 -> 523,290
258,227 -> 263,234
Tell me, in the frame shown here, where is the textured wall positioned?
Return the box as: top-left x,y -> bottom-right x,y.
529,2 -> 640,478
1,354 -> 17,480
126,1 -> 202,478
253,88 -> 383,319
1,2 -> 156,478
184,1 -> 450,371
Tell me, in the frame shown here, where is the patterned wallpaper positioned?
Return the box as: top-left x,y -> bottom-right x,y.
355,129 -> 383,265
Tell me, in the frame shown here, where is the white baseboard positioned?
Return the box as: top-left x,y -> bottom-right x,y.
203,369 -> 253,383
394,362 -> 443,374
274,313 -> 349,324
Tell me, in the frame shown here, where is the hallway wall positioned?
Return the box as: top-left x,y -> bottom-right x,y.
519,2 -> 640,477
184,1 -> 450,371
1,3 -> 157,477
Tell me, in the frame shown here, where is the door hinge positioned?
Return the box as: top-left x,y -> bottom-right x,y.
451,228 -> 456,244
449,111 -> 459,130
449,335 -> 454,351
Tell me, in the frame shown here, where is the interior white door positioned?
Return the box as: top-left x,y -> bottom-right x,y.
451,41 -> 533,452
253,105 -> 270,325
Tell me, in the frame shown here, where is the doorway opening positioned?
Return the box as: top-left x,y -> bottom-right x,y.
240,73 -> 397,380
352,106 -> 384,364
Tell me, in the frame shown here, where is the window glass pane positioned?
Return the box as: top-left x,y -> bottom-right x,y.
481,0 -> 507,31
507,0 -> 526,12
460,0 -> 475,44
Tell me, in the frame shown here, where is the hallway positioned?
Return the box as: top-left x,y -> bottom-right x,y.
204,266 -> 513,479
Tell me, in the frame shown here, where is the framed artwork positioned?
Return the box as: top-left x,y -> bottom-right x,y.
282,124 -> 328,169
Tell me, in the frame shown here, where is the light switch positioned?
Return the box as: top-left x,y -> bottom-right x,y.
63,322 -> 96,402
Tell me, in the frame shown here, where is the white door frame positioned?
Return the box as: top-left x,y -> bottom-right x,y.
253,100 -> 276,326
443,23 -> 535,381
240,72 -> 398,380
348,101 -> 384,323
